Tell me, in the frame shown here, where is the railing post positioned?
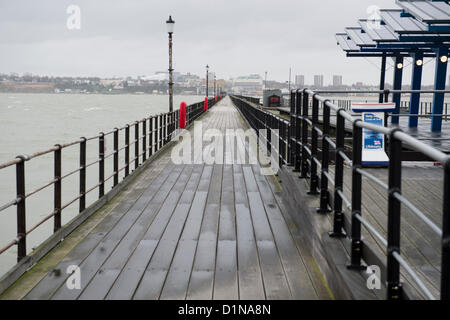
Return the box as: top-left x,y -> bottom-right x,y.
309,94 -> 319,195
289,90 -> 295,166
54,144 -> 62,232
155,115 -> 159,152
266,111 -> 272,156
294,90 -> 301,172
318,101 -> 331,213
387,129 -> 404,300
330,110 -> 346,237
348,120 -> 365,270
16,156 -> 26,262
442,157 -> 450,300
134,122 -> 139,170
159,114 -> 163,150
142,119 -> 147,163
99,132 -> 105,198
149,116 -> 153,157
125,125 -> 130,177
300,90 -> 309,178
79,137 -> 86,213
113,128 -> 119,187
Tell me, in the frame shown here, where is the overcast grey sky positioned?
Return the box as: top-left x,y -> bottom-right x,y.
0,0 -> 442,85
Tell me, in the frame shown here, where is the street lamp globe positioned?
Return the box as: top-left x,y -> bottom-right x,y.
166,15 -> 175,34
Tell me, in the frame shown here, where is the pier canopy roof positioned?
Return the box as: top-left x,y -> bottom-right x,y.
336,1 -> 450,57
396,0 -> 450,24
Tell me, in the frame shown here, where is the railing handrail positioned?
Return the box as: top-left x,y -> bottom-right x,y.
231,90 -> 450,301
0,97 -> 222,266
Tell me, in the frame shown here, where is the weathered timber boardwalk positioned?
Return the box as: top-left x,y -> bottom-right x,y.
1,97 -> 331,300
335,165 -> 444,299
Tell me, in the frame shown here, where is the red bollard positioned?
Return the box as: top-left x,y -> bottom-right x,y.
179,101 -> 186,129
215,95 -> 218,102
204,97 -> 208,111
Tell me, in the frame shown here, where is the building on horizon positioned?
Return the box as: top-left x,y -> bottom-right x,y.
333,75 -> 343,87
231,74 -> 263,95
295,75 -> 305,88
314,75 -> 324,88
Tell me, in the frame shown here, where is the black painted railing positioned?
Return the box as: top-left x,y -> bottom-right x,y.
0,97 -> 221,263
231,91 -> 450,300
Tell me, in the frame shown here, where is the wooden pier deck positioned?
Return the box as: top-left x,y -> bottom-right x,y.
1,97 -> 332,300
331,164 -> 444,299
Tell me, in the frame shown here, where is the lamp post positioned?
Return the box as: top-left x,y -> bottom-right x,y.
214,74 -> 216,97
166,15 -> 175,113
206,64 -> 209,98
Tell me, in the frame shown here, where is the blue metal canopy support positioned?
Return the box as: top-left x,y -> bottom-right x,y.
392,56 -> 404,124
379,54 -> 387,103
409,52 -> 424,128
431,47 -> 449,132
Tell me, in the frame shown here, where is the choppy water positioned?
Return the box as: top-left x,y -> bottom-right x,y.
0,93 -> 203,277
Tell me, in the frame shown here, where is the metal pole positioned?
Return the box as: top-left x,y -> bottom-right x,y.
387,129 -> 403,300
309,95 -> 319,195
431,47 -> 449,132
379,54 -> 386,103
125,125 -> 130,177
99,132 -> 105,198
348,121 -> 364,270
391,56 -> 404,124
330,110 -> 346,238
54,145 -> 62,232
168,33 -> 173,113
79,137 -> 86,212
16,157 -> 26,262
206,66 -> 209,98
409,53 -> 423,128
113,128 -> 119,186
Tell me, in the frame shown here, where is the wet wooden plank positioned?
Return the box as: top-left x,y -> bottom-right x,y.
186,164 -> 223,300
234,165 -> 265,300
251,165 -> 318,299
25,163 -> 177,300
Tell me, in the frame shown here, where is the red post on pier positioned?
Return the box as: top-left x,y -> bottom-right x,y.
215,95 -> 218,102
204,97 -> 208,111
179,101 -> 186,129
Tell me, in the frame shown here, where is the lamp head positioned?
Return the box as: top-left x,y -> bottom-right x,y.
166,15 -> 175,34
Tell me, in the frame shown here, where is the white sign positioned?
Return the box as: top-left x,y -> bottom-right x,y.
351,103 -> 396,166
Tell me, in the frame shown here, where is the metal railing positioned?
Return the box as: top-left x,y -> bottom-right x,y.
0,97 -> 221,263
231,91 -> 450,300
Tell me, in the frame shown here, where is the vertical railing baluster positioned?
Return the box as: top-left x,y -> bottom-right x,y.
99,132 -> 105,198
318,101 -> 330,213
135,122 -> 139,170
267,112 -> 272,156
387,129 -> 403,300
113,128 -> 119,187
54,145 -> 62,232
125,125 -> 130,177
142,119 -> 147,163
289,90 -> 295,166
149,116 -> 153,157
348,121 -> 364,270
294,90 -> 301,172
330,110 -> 346,238
16,156 -> 26,262
442,157 -> 450,300
309,95 -> 319,194
301,90 -> 309,178
159,114 -> 163,150
79,137 -> 86,213
164,114 -> 168,145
